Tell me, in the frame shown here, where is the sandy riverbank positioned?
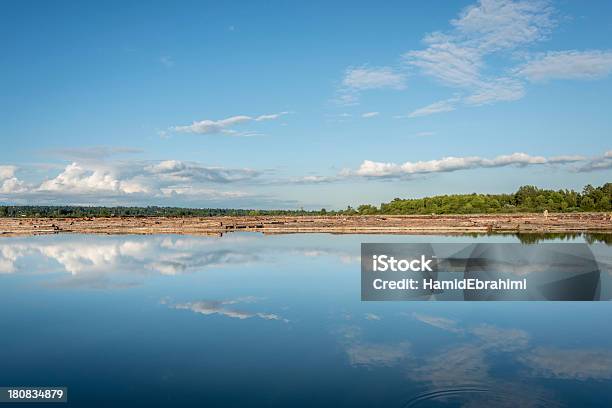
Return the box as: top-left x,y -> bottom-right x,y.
1,213 -> 611,236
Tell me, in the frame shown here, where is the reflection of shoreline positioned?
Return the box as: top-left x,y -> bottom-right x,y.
1,213 -> 611,237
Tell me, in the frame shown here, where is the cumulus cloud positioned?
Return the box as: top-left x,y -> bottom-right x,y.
0,166 -> 17,180
0,159 -> 264,205
517,50 -> 612,82
38,162 -> 149,195
171,112 -> 289,135
0,165 -> 27,194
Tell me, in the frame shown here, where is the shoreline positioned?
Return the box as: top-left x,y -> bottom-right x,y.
0,213 -> 610,236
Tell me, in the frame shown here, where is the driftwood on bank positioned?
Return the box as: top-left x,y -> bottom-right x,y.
0,213 -> 611,237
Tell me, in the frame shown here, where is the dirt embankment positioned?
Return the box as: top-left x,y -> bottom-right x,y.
0,213 -> 611,236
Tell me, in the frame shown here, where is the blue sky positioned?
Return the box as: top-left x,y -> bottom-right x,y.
1,0 -> 611,209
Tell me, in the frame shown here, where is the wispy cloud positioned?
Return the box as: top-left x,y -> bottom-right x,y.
336,66 -> 406,105
576,150 -> 612,172
337,0 -> 612,117
159,56 -> 174,67
342,66 -> 406,91
361,111 -> 380,118
403,0 -> 553,111
171,112 -> 289,136
516,50 -> 612,82
414,131 -> 436,137
408,98 -> 458,117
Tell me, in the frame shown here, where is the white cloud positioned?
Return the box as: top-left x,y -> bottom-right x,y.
0,160 -> 264,205
451,0 -> 554,52
405,41 -> 483,88
576,151 -> 612,172
462,77 -> 525,105
408,98 -> 458,117
364,313 -> 381,320
403,0 -> 556,111
361,111 -> 379,118
0,165 -> 17,180
516,50 -> 612,82
342,66 -> 406,91
0,166 -> 27,194
336,66 -> 406,105
147,160 -> 260,183
171,112 -> 288,135
548,155 -> 586,163
255,111 -> 290,121
347,151 -> 585,178
1,177 -> 27,194
38,162 -> 149,195
337,0 -> 611,115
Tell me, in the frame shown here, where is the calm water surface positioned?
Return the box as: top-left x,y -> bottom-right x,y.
0,233 -> 611,407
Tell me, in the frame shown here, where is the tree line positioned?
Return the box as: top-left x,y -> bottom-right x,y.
0,183 -> 609,218
352,183 -> 611,215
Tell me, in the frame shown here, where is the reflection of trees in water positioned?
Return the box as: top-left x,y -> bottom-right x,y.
434,232 -> 612,245
515,232 -> 612,245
